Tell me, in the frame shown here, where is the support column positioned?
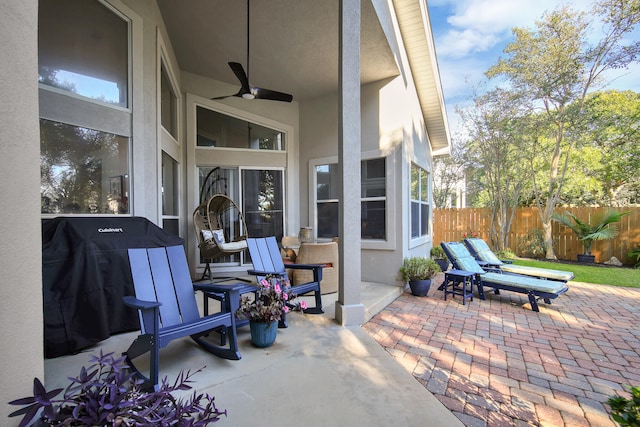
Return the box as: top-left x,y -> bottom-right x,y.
0,0 -> 44,419
335,0 -> 365,326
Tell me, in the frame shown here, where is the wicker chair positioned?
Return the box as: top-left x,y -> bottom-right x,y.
193,194 -> 248,280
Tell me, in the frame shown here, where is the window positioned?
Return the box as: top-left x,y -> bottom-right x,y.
196,107 -> 285,150
160,62 -> 178,139
40,120 -> 129,214
161,152 -> 179,234
242,169 -> 284,239
38,0 -> 129,107
197,166 -> 284,264
411,164 -> 430,238
315,158 -> 387,240
361,158 -> 386,239
38,0 -> 133,215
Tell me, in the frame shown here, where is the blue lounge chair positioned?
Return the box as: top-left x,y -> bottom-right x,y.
441,242 -> 569,312
124,246 -> 241,390
463,237 -> 574,282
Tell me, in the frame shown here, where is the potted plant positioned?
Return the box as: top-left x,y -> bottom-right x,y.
430,245 -> 449,272
8,351 -> 225,427
552,210 -> 630,263
236,275 -> 307,347
400,257 -> 441,296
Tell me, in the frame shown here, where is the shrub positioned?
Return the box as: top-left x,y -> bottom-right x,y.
495,248 -> 517,260
8,351 -> 225,427
518,228 -> 546,258
628,247 -> 640,269
608,385 -> 640,426
430,246 -> 446,260
400,257 -> 441,281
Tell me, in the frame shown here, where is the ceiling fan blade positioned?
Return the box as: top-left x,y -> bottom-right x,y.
252,86 -> 293,102
215,1 -> 292,103
228,62 -> 250,93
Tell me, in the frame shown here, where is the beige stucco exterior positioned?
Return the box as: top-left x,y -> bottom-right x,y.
0,1 -> 449,421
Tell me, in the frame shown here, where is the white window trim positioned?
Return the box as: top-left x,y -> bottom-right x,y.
157,29 -> 182,234
409,163 -> 431,248
38,0 -> 141,219
186,93 -> 298,268
308,149 -> 396,250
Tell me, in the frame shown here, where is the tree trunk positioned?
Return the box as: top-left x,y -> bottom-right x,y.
542,220 -> 556,260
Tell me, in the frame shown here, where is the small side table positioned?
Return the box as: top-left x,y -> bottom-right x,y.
199,282 -> 258,329
443,270 -> 476,305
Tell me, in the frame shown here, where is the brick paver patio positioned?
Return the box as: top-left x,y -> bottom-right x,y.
363,274 -> 640,427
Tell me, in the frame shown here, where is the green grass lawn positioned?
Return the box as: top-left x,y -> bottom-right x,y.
512,258 -> 640,288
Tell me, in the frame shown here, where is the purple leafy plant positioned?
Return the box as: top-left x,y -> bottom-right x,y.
8,350 -> 226,426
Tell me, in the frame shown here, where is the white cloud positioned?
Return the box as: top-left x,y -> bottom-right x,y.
435,0 -> 573,59
430,0 -> 640,138
437,28 -> 500,58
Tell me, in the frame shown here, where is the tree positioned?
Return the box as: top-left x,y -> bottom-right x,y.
460,88 -> 532,250
486,0 -> 640,259
432,140 -> 467,209
581,90 -> 640,205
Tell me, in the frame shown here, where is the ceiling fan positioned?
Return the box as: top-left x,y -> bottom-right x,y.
213,0 -> 293,102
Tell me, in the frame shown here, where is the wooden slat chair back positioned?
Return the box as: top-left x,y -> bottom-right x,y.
246,237 -> 324,327
124,246 -> 241,390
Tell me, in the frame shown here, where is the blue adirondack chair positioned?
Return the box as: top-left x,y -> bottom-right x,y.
246,237 -> 324,327
123,245 -> 242,390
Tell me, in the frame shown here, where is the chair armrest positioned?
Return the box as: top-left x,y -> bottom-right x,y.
123,295 -> 161,310
193,283 -> 246,294
247,269 -> 288,276
285,263 -> 325,271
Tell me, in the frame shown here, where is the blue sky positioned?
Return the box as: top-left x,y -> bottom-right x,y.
426,0 -> 640,138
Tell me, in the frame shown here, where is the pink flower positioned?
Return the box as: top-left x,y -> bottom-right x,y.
300,300 -> 308,310
274,283 -> 282,293
282,292 -> 289,301
260,278 -> 269,288
283,306 -> 290,313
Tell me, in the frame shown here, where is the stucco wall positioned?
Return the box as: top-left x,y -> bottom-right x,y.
0,0 -> 44,423
299,75 -> 430,286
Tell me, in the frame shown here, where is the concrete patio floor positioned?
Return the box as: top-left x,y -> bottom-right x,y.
363,273 -> 640,427
43,281 -> 463,427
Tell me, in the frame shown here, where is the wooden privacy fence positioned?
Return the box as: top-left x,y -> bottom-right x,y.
433,207 -> 640,266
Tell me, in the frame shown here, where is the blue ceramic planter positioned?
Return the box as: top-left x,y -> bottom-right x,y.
250,321 -> 278,348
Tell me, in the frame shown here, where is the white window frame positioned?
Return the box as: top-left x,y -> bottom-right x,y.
186,93 -> 297,274
157,29 -> 182,234
309,149 -> 396,250
409,163 -> 430,245
38,0 -> 140,218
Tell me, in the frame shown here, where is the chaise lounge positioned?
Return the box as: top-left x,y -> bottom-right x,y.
463,237 -> 574,282
441,241 -> 569,312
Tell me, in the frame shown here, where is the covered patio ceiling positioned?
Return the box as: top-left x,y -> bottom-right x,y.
156,0 -> 399,102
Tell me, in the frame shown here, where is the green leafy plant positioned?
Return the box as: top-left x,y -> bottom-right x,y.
430,246 -> 446,260
400,257 -> 441,282
236,274 -> 306,323
460,231 -> 479,242
495,248 -> 517,260
8,351 -> 225,427
629,248 -> 640,269
552,210 -> 630,255
608,385 -> 640,426
518,228 -> 546,258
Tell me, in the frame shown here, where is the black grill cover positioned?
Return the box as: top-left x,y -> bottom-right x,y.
42,216 -> 184,358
